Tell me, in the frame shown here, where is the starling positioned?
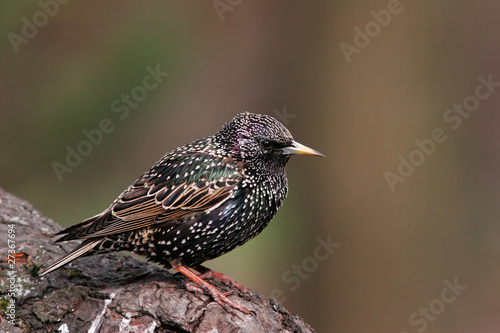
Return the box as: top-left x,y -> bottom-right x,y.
40,112 -> 324,313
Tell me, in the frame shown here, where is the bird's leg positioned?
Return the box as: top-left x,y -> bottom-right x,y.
173,265 -> 253,315
193,265 -> 252,295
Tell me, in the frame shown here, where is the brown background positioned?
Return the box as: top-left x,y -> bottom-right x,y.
2,1 -> 500,332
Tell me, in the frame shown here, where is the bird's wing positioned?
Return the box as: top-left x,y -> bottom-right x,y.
56,153 -> 244,241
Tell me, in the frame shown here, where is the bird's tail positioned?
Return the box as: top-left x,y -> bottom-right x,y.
39,238 -> 104,276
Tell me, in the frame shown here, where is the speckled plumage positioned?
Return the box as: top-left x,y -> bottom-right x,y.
40,112 -> 323,312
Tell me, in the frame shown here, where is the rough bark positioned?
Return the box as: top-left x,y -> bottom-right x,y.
0,188 -> 315,333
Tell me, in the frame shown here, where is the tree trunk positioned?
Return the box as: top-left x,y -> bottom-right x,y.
0,187 -> 315,333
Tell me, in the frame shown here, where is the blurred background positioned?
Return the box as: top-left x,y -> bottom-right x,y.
2,1 -> 500,332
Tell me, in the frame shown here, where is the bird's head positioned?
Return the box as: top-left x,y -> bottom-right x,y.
216,112 -> 324,173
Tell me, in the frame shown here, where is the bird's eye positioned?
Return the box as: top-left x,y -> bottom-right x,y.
260,139 -> 272,149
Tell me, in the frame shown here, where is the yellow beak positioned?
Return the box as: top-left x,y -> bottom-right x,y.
281,141 -> 325,157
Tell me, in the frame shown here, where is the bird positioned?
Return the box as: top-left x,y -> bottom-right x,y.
40,112 -> 324,313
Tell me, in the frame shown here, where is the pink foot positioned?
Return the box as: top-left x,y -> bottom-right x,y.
194,265 -> 252,295
173,265 -> 254,315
